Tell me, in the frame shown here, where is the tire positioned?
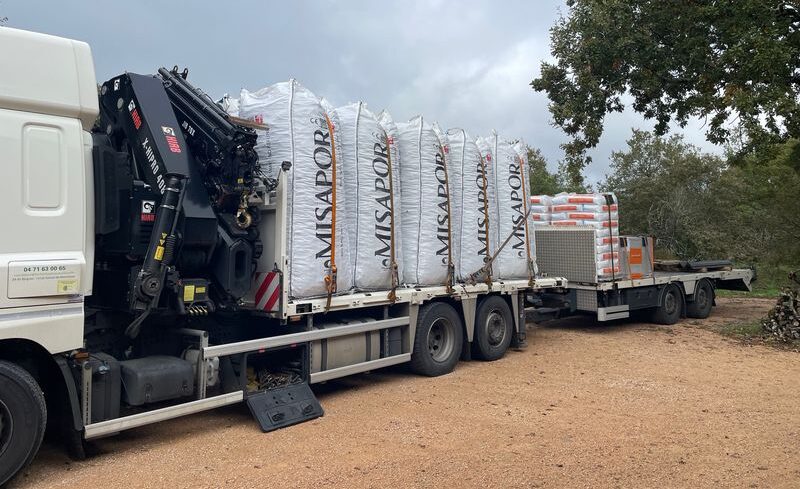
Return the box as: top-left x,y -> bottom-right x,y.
650,284 -> 683,325
686,279 -> 714,319
0,361 -> 47,488
410,302 -> 464,377
472,295 -> 513,361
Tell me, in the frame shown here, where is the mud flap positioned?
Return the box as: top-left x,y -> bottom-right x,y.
246,382 -> 323,432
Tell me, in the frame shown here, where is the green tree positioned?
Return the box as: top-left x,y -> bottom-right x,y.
532,1 -> 800,182
526,147 -> 561,195
600,129 -> 800,267
524,146 -> 585,195
599,130 -> 725,258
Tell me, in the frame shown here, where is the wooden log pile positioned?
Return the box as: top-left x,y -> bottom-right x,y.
761,271 -> 800,342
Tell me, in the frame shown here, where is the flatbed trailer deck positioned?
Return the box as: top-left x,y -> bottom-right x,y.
534,268 -> 753,323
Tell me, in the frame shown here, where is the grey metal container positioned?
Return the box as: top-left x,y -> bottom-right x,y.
119,356 -> 194,406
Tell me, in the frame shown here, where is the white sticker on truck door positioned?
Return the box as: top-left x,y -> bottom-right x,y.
7,260 -> 81,298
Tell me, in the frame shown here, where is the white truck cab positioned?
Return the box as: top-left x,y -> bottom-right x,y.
0,27 -> 97,353
0,27 -> 99,485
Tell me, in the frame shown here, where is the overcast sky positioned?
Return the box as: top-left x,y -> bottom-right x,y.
4,0 -> 720,184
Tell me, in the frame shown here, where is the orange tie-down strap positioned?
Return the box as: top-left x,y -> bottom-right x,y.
324,114 -> 338,311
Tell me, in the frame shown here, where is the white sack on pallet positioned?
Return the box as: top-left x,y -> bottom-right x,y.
529,195 -> 552,206
396,116 -> 451,286
551,211 -> 619,221
239,80 -> 351,298
329,102 -> 400,291
551,192 -> 617,206
447,128 -> 493,281
489,131 -> 534,280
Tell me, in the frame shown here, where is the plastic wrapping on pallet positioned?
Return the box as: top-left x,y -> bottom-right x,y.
550,211 -> 619,222
395,115 -> 451,286
487,131 -> 534,280
239,80 -> 352,298
329,102 -> 401,290
446,128 -> 493,281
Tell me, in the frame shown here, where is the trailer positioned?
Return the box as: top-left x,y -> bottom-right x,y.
530,227 -> 754,324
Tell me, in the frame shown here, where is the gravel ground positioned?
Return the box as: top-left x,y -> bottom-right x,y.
11,297 -> 799,489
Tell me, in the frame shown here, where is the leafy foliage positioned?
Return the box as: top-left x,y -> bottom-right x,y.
524,146 -> 586,195
532,0 -> 800,183
600,130 -> 800,269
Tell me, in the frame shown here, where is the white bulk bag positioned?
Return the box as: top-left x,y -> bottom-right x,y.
447,128 -> 493,281
488,131 -> 533,280
219,94 -> 239,117
239,80 -> 352,298
432,123 -> 461,281
513,139 -> 537,274
376,110 -> 404,282
396,116 -> 451,286
330,102 -> 400,290
475,136 -> 499,259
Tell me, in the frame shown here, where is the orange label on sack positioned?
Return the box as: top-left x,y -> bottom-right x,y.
568,196 -> 595,203
630,248 -> 643,265
551,221 -> 579,226
552,204 -> 579,211
569,212 -> 596,219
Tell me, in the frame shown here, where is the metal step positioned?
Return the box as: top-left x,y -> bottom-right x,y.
84,391 -> 243,440
246,382 -> 323,432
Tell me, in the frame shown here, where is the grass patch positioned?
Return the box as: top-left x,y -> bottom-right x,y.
702,318 -> 800,350
715,320 -> 765,339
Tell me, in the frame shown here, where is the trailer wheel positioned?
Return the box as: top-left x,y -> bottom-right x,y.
650,284 -> 683,325
410,302 -> 464,377
686,280 -> 714,319
472,296 -> 513,361
0,361 -> 47,488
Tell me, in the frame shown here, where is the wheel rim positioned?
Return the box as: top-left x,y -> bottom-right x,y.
485,311 -> 506,347
696,287 -> 709,309
428,318 -> 454,363
664,289 -> 678,315
0,399 -> 13,458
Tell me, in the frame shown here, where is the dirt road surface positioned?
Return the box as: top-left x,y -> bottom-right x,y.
12,297 -> 800,489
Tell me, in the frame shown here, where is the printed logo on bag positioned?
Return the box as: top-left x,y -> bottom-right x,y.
434,149 -> 450,263
312,115 -> 335,269
476,160 -> 489,261
507,154 -> 526,257
372,141 -> 393,268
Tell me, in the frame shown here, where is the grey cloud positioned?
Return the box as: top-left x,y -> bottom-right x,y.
5,0 -> 721,184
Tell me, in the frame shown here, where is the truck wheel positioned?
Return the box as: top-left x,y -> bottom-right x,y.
410,302 -> 464,377
650,284 -> 683,325
472,296 -> 513,361
0,361 -> 47,487
686,280 -> 714,319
